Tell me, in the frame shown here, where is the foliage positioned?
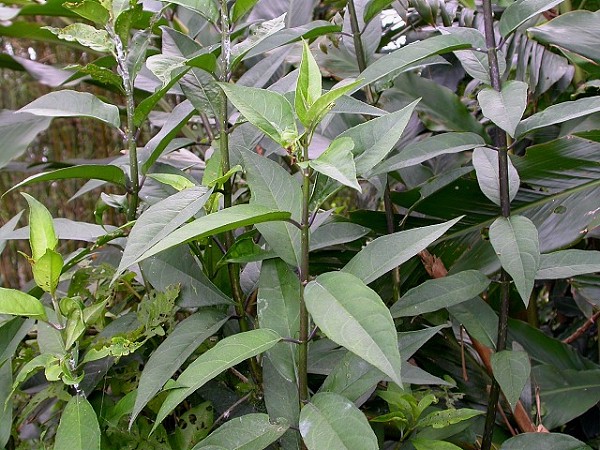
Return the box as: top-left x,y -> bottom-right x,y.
0,0 -> 599,448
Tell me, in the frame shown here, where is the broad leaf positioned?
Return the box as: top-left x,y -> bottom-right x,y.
18,90 -> 120,128
54,396 -> 101,450
0,111 -> 51,169
152,329 -> 281,430
499,0 -> 564,37
242,150 -> 302,266
364,0 -> 395,23
22,193 -> 57,261
44,23 -> 113,53
417,408 -> 483,429
412,439 -> 462,450
371,132 -> 485,175
489,215 -> 540,305
130,310 -> 228,426
231,0 -> 259,21
0,288 -> 47,320
295,40 -> 322,126
343,217 -> 461,284
341,100 -> 419,176
449,297 -> 498,349
310,221 -> 370,251
115,186 -> 212,279
310,137 -> 360,191
299,392 -> 378,450
490,350 -> 531,411
472,147 -> 520,206
516,96 -> 600,138
537,250 -> 600,279
306,80 -> 363,127
501,433 -> 589,450
478,81 -> 528,138
32,248 -> 63,295
193,414 -> 288,449
390,270 -> 490,318
305,272 -> 403,386
166,0 -> 218,23
219,83 -> 297,147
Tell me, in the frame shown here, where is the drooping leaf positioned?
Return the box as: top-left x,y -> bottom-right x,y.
537,250 -> 600,279
21,193 -> 57,262
0,111 -> 52,169
310,137 -> 360,191
371,132 -> 485,175
218,83 -> 297,147
115,186 -> 212,279
390,270 -> 490,318
499,0 -> 564,37
305,272 -> 403,386
478,81 -> 528,138
18,90 -> 120,128
490,350 -> 531,412
193,414 -> 288,449
54,396 -> 101,450
166,0 -> 218,23
489,215 -> 540,305
0,288 -> 46,320
516,96 -> 600,138
242,150 -> 302,266
364,0 -> 395,23
501,432 -> 590,450
449,297 -> 498,349
343,217 -> 461,284
152,329 -> 281,431
130,309 -> 228,426
472,147 -> 520,206
299,392 -> 378,450
295,39 -> 321,126
310,221 -> 370,251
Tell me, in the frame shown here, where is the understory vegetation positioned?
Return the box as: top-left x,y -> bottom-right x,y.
1,0 -> 600,448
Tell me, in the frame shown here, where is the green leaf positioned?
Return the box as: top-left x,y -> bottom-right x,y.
449,298 -> 498,349
218,83 -> 297,147
390,270 -> 490,318
478,81 -> 528,138
343,100 -> 419,176
472,147 -> 520,206
364,0 -> 395,23
412,439 -> 462,450
310,221 -> 370,251
295,40 -> 322,126
490,350 -> 531,412
54,396 -> 101,450
528,10 -> 600,65
258,259 -> 300,383
166,0 -> 218,24
371,132 -> 484,175
44,23 -> 114,53
193,414 -> 288,449
499,0 -> 564,37
152,329 -> 281,431
0,111 -> 52,170
64,0 -> 110,25
299,392 -> 378,450
21,193 -> 57,262
130,309 -> 228,426
146,173 -> 195,191
230,0 -> 258,21
32,248 -> 64,295
115,186 -> 212,278
18,90 -> 120,128
305,272 -> 403,386
306,80 -> 363,127
489,215 -> 540,305
501,432 -> 590,450
0,360 -> 11,448
343,217 -> 462,284
537,250 -> 600,279
516,96 -> 600,138
0,288 -> 46,320
242,150 -> 302,267
417,408 -> 483,429
310,137 -> 360,192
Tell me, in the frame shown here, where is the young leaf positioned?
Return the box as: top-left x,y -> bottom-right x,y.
310,137 -> 361,192
31,248 -> 63,295
192,414 -> 288,449
489,215 -> 540,305
0,288 -> 47,320
18,90 -> 120,128
305,272 -> 403,386
54,396 -> 101,450
152,329 -> 281,431
472,147 -> 520,206
490,350 -> 531,412
115,186 -> 212,279
21,193 -> 57,262
390,270 -> 490,318
146,173 -> 195,191
218,83 -> 297,147
306,79 -> 363,127
499,0 -> 565,37
417,408 -> 483,429
299,392 -> 378,450
343,217 -> 462,284
478,81 -> 528,138
537,250 -> 600,279
130,310 -> 229,426
295,40 -> 322,126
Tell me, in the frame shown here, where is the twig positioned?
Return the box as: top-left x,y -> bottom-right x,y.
210,392 -> 252,430
563,309 -> 600,344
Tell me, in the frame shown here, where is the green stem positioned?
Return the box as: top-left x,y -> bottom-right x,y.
480,0 -> 512,447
